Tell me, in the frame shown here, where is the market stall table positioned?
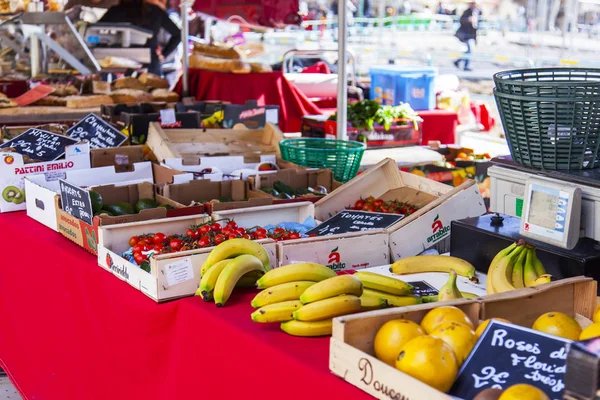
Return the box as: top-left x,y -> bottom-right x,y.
0,106 -> 101,126
175,69 -> 322,133
0,212 -> 369,400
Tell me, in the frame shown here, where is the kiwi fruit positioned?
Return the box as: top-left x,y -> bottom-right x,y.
2,186 -> 24,204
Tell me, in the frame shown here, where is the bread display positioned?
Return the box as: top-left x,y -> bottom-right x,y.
250,62 -> 273,73
139,73 -> 169,89
189,54 -> 251,74
34,95 -> 68,106
0,92 -> 16,108
109,89 -> 153,104
113,77 -> 148,91
192,43 -> 242,60
47,84 -> 79,97
99,56 -> 143,70
151,89 -> 179,102
65,95 -> 113,109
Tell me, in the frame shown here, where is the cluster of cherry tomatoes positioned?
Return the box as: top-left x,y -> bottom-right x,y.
349,197 -> 419,216
127,220 -> 303,265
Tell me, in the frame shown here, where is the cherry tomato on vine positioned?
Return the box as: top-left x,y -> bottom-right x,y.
221,227 -> 232,236
226,221 -> 238,230
373,199 -> 384,207
142,237 -> 154,245
152,232 -> 166,245
198,236 -> 211,248
236,227 -> 246,235
289,232 -> 301,240
273,228 -> 285,236
363,204 -> 374,212
186,229 -> 199,239
133,243 -> 145,253
255,233 -> 267,240
169,238 -> 183,251
210,223 -> 222,233
242,234 -> 251,240
255,227 -> 267,236
153,244 -> 165,253
228,234 -> 239,240
134,252 -> 148,264
199,225 -> 210,235
354,199 -> 365,210
214,234 -> 226,245
129,236 -> 140,247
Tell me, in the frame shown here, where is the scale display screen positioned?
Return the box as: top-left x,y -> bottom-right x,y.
520,178 -> 581,250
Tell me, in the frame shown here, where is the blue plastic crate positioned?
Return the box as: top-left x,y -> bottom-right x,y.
369,66 -> 438,110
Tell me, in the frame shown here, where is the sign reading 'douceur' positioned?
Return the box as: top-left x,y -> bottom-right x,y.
450,320 -> 570,400
0,128 -> 79,161
67,113 -> 128,149
305,210 -> 404,236
59,179 -> 93,225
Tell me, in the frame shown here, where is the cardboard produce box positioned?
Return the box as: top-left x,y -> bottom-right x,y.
146,122 -> 283,164
249,168 -> 343,203
97,214 -> 278,302
56,181 -> 199,255
330,276 -> 596,400
0,143 -> 91,213
314,158 -> 486,260
162,178 -> 273,214
121,111 -> 202,144
212,203 -> 390,271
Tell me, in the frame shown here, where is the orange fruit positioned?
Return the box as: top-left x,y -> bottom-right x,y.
420,306 -> 474,334
580,323 -> 600,340
475,318 -> 511,338
498,383 -> 549,400
374,319 -> 425,367
430,321 -> 478,366
395,336 -> 458,392
532,312 -> 582,340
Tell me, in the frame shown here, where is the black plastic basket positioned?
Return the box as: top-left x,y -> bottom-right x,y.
494,68 -> 600,170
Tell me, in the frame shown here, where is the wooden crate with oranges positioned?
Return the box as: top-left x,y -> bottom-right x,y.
329,276 -> 597,400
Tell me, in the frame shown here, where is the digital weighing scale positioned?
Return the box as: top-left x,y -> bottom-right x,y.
450,157 -> 600,291
85,23 -> 153,64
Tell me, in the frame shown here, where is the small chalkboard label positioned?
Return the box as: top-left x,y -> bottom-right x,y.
222,101 -> 279,128
406,280 -> 438,296
67,113 -> 128,149
0,128 -> 78,161
450,320 -> 569,400
305,210 -> 403,236
59,179 -> 94,225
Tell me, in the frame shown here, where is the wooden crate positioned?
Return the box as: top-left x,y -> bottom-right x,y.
97,214 -> 278,302
329,276 -> 597,400
146,122 -> 283,163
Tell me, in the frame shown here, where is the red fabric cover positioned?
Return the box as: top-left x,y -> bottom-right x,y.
192,0 -> 301,27
418,109 -> 459,145
0,213 -> 368,400
175,69 -> 322,133
301,62 -> 331,75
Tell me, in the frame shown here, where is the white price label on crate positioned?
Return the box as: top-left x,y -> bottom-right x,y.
165,257 -> 194,286
160,109 -> 176,125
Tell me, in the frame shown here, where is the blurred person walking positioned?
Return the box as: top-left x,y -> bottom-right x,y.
453,1 -> 480,72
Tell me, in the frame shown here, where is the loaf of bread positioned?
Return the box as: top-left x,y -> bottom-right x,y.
192,43 -> 242,60
249,62 -> 273,73
34,95 -> 67,106
47,84 -> 79,97
65,95 -> 113,109
109,89 -> 153,104
189,54 -> 251,74
113,77 -> 148,91
0,95 -> 16,108
139,73 -> 169,89
151,89 -> 179,102
99,56 -> 142,70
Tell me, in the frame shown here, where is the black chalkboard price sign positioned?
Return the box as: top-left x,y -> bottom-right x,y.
59,179 -> 94,225
67,113 -> 128,149
305,210 -> 404,236
450,320 -> 570,400
0,128 -> 78,161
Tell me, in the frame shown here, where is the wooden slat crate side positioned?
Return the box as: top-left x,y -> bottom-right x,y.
329,338 -> 452,400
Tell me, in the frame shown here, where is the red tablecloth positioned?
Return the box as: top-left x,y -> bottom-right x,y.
418,109 -> 459,145
0,212 -> 368,400
175,70 -> 322,133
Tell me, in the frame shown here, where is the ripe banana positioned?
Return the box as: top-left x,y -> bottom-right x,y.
197,259 -> 232,301
300,275 -> 363,304
530,248 -> 547,276
486,242 -> 518,294
353,271 -> 413,296
256,263 -> 337,289
202,239 -> 270,275
236,270 -> 265,289
251,300 -> 303,323
362,288 -> 423,307
292,294 -> 361,321
251,281 -> 316,308
390,255 -> 479,283
213,254 -> 265,307
359,292 -> 388,311
422,291 -> 479,303
490,245 -> 525,293
438,269 -> 463,301
523,248 -> 539,287
511,248 -> 527,289
533,274 -> 552,286
280,319 -> 333,337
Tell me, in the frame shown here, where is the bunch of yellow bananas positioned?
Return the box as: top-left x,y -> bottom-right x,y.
486,240 -> 551,294
196,239 -> 270,306
353,271 -> 422,309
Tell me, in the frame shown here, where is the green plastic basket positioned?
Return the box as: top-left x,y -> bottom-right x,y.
279,138 -> 366,182
494,68 -> 600,170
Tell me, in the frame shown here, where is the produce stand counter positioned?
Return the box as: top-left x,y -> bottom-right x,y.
0,212 -> 369,400
0,106 -> 101,125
